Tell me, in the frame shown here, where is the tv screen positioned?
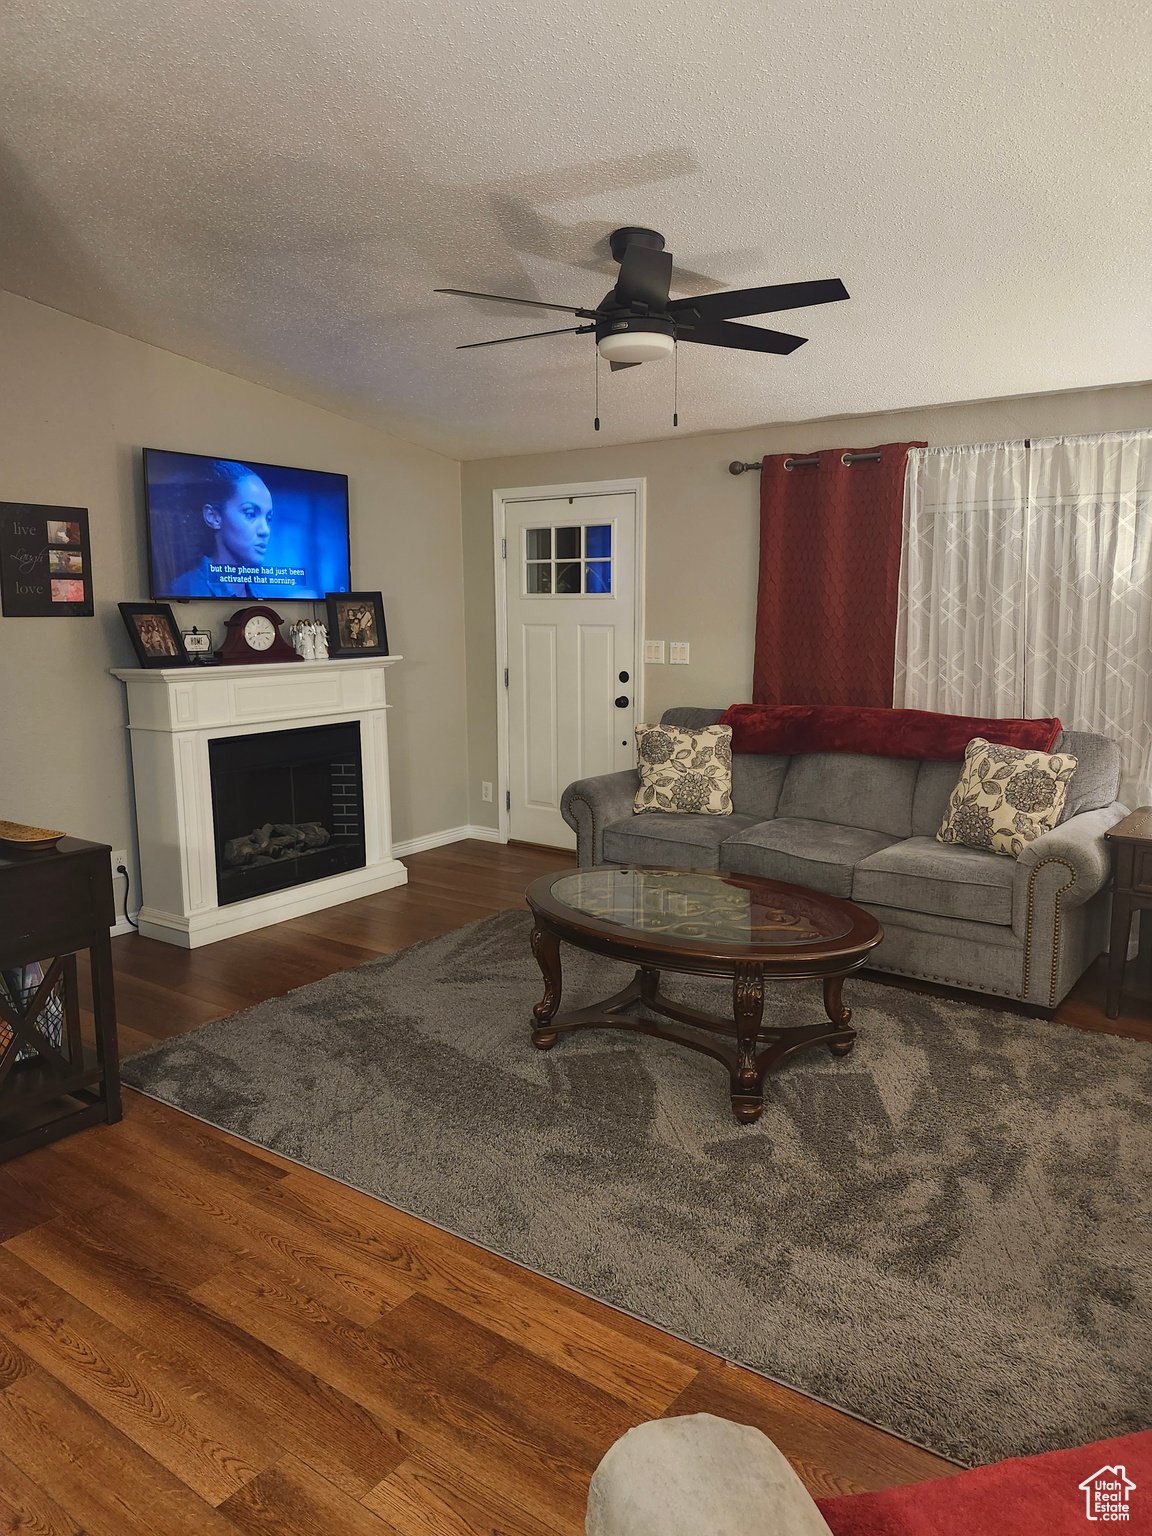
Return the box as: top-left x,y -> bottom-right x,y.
144,448 -> 351,601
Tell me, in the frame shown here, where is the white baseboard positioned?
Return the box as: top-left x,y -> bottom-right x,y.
392,823 -> 503,857
110,914 -> 140,937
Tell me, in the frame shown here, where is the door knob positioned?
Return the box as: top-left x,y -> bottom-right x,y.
615,695 -> 629,707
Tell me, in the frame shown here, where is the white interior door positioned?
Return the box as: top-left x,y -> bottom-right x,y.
503,491 -> 638,848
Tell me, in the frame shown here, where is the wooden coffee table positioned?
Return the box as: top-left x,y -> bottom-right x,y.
525,865 -> 883,1123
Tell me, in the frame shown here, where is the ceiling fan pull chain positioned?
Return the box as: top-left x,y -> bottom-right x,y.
673,341 -> 679,428
594,352 -> 600,432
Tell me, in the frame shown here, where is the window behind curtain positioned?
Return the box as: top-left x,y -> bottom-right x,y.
894,431 -> 1152,806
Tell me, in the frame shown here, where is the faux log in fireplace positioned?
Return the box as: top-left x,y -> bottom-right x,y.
208,722 -> 366,906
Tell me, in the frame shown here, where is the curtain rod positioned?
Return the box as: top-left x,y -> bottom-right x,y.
729,451 -> 883,475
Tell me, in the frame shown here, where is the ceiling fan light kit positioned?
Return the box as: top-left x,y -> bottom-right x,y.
596,319 -> 675,365
437,227 -> 849,427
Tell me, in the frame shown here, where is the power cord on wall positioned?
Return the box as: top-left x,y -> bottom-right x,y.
115,859 -> 139,930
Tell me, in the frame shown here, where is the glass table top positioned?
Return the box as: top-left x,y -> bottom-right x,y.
549,868 -> 853,947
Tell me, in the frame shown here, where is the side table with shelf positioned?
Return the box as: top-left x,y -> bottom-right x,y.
1104,807 -> 1152,1019
0,836 -> 122,1162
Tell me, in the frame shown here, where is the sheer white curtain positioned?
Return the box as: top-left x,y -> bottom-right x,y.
894,442 -> 1029,717
1024,433 -> 1152,805
895,431 -> 1152,805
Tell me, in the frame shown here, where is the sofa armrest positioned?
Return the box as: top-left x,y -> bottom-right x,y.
1011,802 -> 1126,1005
561,770 -> 639,867
1012,802 -> 1127,919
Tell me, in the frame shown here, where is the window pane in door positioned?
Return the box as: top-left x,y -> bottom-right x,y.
585,561 -> 611,593
526,528 -> 551,561
555,526 -> 581,560
555,561 -> 582,594
526,562 -> 552,593
585,524 -> 611,559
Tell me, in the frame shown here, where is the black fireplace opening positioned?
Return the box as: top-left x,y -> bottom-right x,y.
208,722 -> 366,907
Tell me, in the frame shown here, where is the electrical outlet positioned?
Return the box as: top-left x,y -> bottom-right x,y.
644,640 -> 665,663
669,641 -> 690,665
110,849 -> 128,876
481,781 -> 493,803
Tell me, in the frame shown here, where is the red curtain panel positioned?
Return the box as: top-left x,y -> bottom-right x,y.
752,442 -> 925,707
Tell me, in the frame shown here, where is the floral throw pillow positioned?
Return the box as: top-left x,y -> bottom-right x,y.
634,723 -> 733,815
938,737 -> 1077,857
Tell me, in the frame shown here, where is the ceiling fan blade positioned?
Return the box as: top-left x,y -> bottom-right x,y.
609,359 -> 642,371
676,319 -> 807,355
614,244 -> 673,310
436,288 -> 598,319
456,326 -> 586,350
669,278 -> 848,322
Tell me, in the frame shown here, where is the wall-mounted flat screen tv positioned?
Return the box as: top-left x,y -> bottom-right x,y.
144,448 -> 351,601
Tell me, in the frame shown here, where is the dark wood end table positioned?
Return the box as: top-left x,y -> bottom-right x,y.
525,865 -> 883,1123
0,836 -> 122,1162
1104,807 -> 1152,1019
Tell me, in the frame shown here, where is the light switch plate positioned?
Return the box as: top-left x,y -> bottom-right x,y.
644,640 -> 665,663
669,641 -> 690,665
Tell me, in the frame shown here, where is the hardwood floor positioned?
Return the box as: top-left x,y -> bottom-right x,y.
5,839 -> 1147,1533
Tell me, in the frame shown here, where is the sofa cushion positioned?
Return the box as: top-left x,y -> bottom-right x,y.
719,818 -> 900,898
659,707 -> 726,730
731,753 -> 791,820
776,753 -> 919,838
1053,730 -> 1122,820
912,758 -> 964,836
602,812 -> 758,870
853,835 -> 1016,925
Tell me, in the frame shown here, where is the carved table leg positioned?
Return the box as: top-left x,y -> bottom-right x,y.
730,963 -> 766,1123
530,925 -> 563,1049
824,973 -> 856,1056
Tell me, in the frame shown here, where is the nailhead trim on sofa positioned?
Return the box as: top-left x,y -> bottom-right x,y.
1023,856 -> 1077,1007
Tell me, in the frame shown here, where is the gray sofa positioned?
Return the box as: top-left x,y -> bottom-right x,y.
560,707 -> 1126,1009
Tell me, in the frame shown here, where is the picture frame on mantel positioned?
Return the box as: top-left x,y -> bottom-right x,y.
118,601 -> 192,668
325,591 -> 389,657
0,503 -> 94,617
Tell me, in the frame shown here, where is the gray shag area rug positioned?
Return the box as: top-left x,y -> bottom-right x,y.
123,909 -> 1152,1467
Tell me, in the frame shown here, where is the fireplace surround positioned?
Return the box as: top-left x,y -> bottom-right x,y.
112,657 -> 406,946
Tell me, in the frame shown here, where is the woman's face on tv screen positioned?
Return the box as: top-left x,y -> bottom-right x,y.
205,475 -> 273,566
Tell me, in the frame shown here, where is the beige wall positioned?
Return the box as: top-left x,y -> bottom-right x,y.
461,380 -> 1152,830
0,291 -> 467,908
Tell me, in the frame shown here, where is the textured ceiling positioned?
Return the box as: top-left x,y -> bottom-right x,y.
2,0 -> 1149,459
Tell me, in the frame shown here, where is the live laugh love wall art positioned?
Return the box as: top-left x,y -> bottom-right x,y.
0,503 -> 94,617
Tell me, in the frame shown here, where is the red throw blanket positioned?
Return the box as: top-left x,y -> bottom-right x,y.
719,703 -> 1062,760
817,1428 -> 1151,1535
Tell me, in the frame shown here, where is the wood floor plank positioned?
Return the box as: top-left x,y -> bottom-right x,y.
191,1272 -> 627,1532
0,1246 -> 277,1506
663,1364 -> 958,1498
362,1450 -> 564,1536
0,1167 -> 59,1242
45,1132 -> 414,1324
2,1146 -> 115,1225
261,1158 -> 705,1371
7,1208 -> 406,1500
0,1447 -> 87,1536
0,1350 -> 248,1536
255,1170 -> 697,1413
124,1090 -> 306,1177
219,1454 -> 401,1536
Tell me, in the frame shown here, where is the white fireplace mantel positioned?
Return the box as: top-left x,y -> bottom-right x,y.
112,656 -> 407,947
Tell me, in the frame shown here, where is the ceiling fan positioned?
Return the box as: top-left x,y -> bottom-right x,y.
436,226 -> 849,370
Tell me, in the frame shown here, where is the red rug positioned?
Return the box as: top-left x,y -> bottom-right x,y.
817,1430 -> 1151,1533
